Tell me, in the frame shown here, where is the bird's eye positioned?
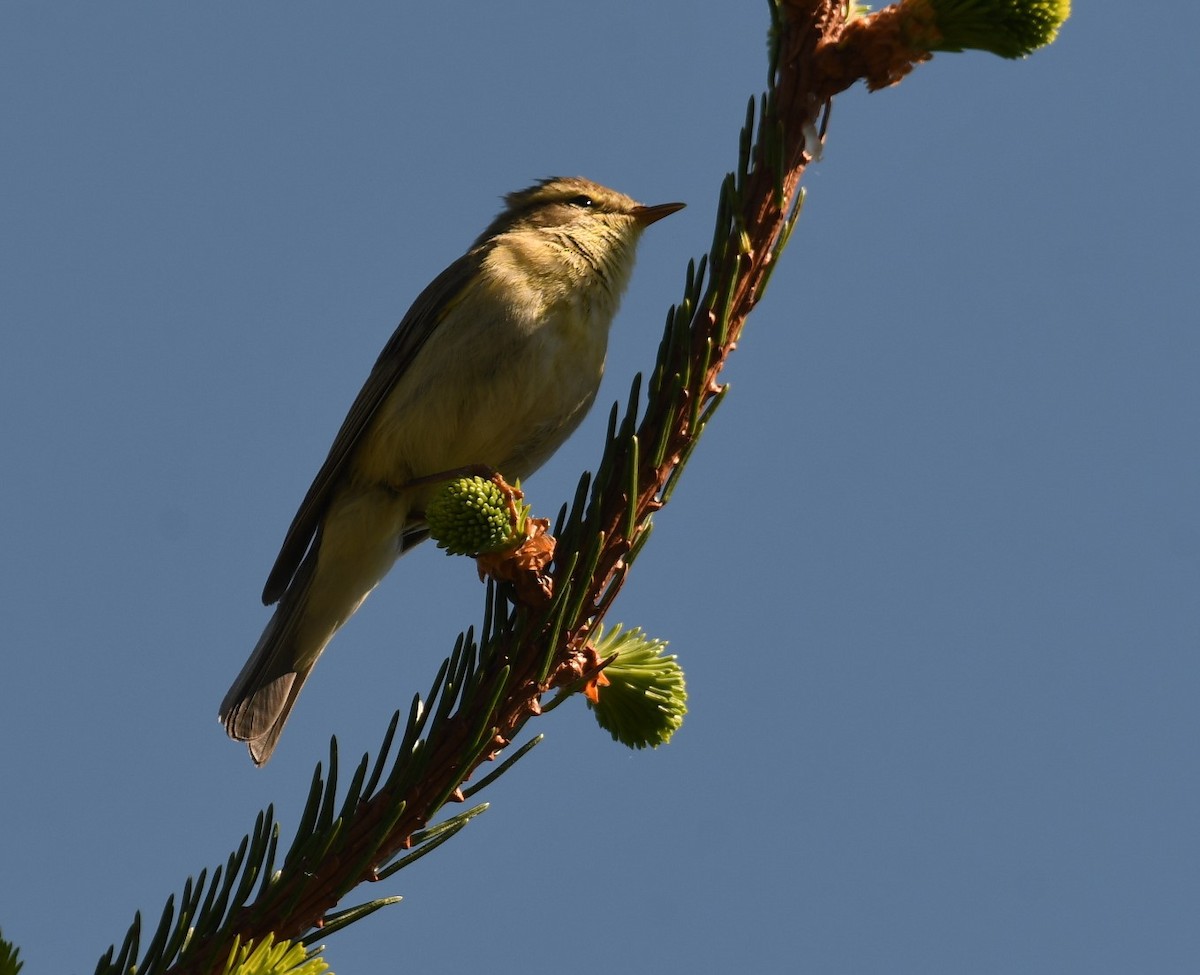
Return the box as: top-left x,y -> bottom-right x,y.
567,195 -> 594,208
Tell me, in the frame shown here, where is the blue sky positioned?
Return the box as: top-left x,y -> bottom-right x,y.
2,3 -> 1196,973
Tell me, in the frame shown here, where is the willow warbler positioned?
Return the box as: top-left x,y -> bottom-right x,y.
220,176 -> 684,765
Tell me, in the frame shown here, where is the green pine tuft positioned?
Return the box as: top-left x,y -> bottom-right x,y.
917,0 -> 1070,58
220,935 -> 329,975
586,624 -> 687,749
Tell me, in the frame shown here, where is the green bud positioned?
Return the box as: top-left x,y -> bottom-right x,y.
426,476 -> 527,557
586,624 -> 687,749
907,0 -> 1070,58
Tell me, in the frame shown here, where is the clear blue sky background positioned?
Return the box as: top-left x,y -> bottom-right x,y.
2,4 -> 1196,973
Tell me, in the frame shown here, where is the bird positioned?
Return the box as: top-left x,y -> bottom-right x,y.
219,176 -> 685,765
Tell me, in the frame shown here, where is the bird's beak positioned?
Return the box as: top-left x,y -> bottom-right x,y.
632,201 -> 686,226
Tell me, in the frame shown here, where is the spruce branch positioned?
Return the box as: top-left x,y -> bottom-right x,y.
0,930 -> 22,975
91,2 -> 1069,972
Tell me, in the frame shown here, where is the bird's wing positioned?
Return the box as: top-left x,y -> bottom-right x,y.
261,248 -> 481,605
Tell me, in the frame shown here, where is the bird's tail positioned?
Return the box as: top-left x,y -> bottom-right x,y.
221,491 -> 416,765
219,553 -> 322,766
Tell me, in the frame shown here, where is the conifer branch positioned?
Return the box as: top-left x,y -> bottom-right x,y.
86,2 -> 1069,972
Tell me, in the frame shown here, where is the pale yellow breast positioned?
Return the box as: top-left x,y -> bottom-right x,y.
353,226 -> 639,493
